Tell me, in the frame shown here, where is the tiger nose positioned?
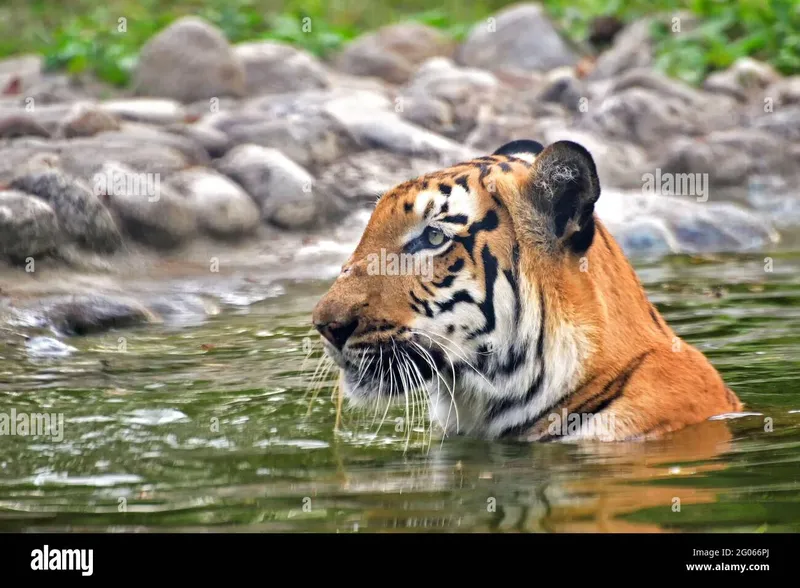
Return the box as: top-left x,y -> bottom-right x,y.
314,318 -> 359,350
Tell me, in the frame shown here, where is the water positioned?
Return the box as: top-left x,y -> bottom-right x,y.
1,248 -> 799,533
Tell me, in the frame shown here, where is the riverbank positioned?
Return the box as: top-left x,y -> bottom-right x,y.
0,3 -> 798,336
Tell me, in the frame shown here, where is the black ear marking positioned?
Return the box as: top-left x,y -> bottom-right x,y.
524,140 -> 601,255
492,140 -> 544,158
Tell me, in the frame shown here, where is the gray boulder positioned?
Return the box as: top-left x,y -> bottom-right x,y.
99,98 -> 188,126
323,91 -> 478,164
0,190 -> 60,262
36,294 -> 157,336
316,150 -> 442,220
95,161 -> 197,249
206,109 -> 353,172
586,18 -> 655,81
215,144 -> 317,230
56,101 -> 122,138
334,23 -> 455,84
56,136 -> 191,181
132,16 -> 246,102
234,41 -> 330,95
167,168 -> 261,239
10,169 -> 122,253
400,57 -> 499,140
456,3 -> 578,73
704,57 -> 781,103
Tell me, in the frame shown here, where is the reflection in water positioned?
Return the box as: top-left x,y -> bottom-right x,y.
319,419 -> 740,533
0,251 -> 798,532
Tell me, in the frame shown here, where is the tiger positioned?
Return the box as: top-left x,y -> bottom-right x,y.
311,139 -> 743,442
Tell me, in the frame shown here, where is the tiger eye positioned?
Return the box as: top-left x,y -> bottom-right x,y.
428,228 -> 445,247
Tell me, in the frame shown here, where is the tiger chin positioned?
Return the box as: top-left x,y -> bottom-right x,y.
312,139 -> 743,443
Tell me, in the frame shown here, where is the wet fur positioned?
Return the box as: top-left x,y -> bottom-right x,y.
312,139 -> 743,442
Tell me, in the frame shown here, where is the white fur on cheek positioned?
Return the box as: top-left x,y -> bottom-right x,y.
444,184 -> 478,220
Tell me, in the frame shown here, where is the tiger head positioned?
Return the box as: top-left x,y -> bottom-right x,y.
312,139 -> 606,439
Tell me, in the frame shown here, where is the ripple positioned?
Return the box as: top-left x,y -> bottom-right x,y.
121,409 -> 190,426
25,337 -> 78,359
29,472 -> 143,487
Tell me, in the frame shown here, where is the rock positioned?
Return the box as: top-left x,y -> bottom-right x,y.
0,133 -> 190,185
656,129 -> 798,187
704,58 -> 781,102
0,112 -> 51,139
57,101 -> 121,138
167,168 -> 261,239
99,99 -> 188,126
166,122 -> 232,158
325,71 -> 394,96
39,295 -> 158,336
607,68 -> 723,107
234,41 -> 330,95
396,94 -> 454,137
764,76 -> 800,108
597,68 -> 742,132
336,49 -> 412,86
0,103 -> 72,136
184,96 -> 242,120
55,136 -> 191,181
586,18 -> 655,81
456,3 -> 578,73
132,16 -> 246,103
745,174 -> 800,228
597,189 -> 779,257
13,151 -> 62,176
99,123 -> 211,165
138,294 -> 217,328
578,87 -> 707,150
324,92 -> 478,164
465,113 -> 540,152
11,73 -> 110,106
25,336 -> 78,358
400,57 -> 499,139
215,144 -> 317,230
10,169 -> 122,253
207,109 -> 354,172
0,55 -> 43,95
0,141 -> 60,183
536,67 -> 585,112
94,161 -> 197,249
316,150 -> 442,220
247,87 -> 392,119
335,23 -> 455,84
0,190 -> 60,262
749,106 -> 800,142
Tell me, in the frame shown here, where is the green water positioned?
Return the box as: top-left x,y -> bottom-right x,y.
1,251 -> 799,533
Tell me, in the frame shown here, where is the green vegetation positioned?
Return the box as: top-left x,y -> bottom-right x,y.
0,0 -> 797,87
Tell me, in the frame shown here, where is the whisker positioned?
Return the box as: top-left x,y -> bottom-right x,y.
412,340 -> 459,438
369,347 -> 384,429
410,328 -> 496,391
405,348 -> 433,452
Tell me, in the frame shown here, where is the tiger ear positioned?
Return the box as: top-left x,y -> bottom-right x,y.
522,140 -> 600,254
492,139 -> 544,163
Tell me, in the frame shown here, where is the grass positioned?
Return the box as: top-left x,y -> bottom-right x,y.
0,0 -> 797,88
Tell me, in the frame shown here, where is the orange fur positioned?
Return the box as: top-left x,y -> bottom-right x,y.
312,140 -> 743,442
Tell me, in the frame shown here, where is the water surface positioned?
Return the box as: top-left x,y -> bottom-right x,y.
1,247 -> 799,533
